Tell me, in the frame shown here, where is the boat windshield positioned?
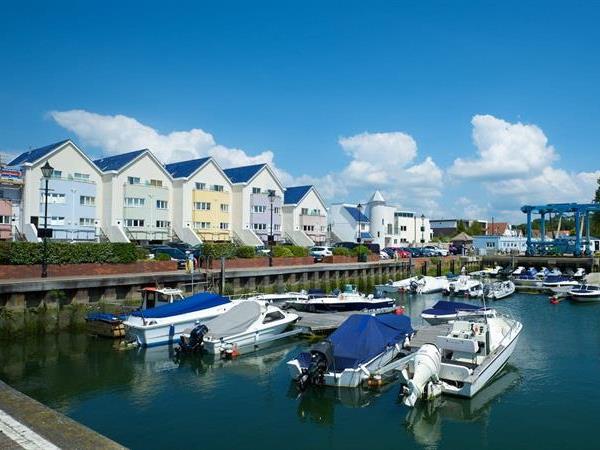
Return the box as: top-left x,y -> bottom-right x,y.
343,284 -> 356,294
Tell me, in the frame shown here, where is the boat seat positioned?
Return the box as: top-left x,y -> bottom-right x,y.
437,335 -> 479,353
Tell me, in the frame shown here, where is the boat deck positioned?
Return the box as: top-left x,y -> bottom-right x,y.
408,324 -> 451,349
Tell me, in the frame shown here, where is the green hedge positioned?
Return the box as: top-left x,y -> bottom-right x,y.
351,245 -> 370,256
288,246 -> 309,257
154,253 -> 171,261
0,242 -> 140,265
272,246 -> 293,257
236,246 -> 256,258
332,247 -> 351,256
201,242 -> 238,259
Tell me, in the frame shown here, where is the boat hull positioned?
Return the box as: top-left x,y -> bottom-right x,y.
288,299 -> 395,312
569,294 -> 600,302
203,320 -> 296,355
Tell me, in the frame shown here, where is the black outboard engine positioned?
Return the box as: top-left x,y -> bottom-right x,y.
296,341 -> 334,391
177,324 -> 208,355
409,280 -> 419,293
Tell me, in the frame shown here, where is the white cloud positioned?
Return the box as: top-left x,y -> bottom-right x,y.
449,114 -> 558,179
49,109 -> 276,168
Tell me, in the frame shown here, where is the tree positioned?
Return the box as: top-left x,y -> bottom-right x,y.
467,221 -> 484,236
592,176 -> 600,236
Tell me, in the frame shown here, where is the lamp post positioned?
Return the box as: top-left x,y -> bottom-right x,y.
356,203 -> 363,262
40,161 -> 54,278
420,213 -> 425,249
268,189 -> 276,267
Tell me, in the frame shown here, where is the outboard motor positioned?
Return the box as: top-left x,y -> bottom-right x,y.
409,280 -> 419,293
399,344 -> 442,407
296,341 -> 334,390
177,324 -> 208,354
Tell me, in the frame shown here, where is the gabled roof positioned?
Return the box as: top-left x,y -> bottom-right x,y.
165,157 -> 211,179
223,163 -> 266,184
93,149 -> 147,172
8,139 -> 71,166
451,232 -> 473,242
344,206 -> 369,222
487,222 -> 509,235
369,190 -> 385,203
284,185 -> 313,205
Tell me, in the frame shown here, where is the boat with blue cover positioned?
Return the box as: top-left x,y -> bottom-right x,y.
284,284 -> 395,312
421,301 -> 493,325
124,292 -> 235,347
287,313 -> 414,388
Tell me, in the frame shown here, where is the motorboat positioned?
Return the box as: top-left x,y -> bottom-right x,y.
241,291 -> 309,304
421,301 -> 493,325
285,284 -> 395,312
573,268 -> 586,280
443,275 -> 482,298
513,267 -> 542,287
375,276 -> 420,294
409,276 -> 450,294
568,284 -> 600,302
485,281 -> 515,300
124,292 -> 236,347
470,266 -> 503,278
398,310 -> 523,405
536,267 -> 561,280
512,266 -> 525,276
542,275 -> 579,294
287,313 -> 414,388
177,301 -> 299,356
86,287 -> 185,338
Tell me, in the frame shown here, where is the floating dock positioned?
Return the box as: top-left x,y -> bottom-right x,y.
293,307 -> 398,334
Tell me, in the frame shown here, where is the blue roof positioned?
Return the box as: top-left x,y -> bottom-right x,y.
326,314 -> 413,370
223,164 -> 266,183
8,139 -> 70,166
94,149 -> 147,172
361,232 -> 373,240
284,185 -> 312,204
344,206 -> 369,222
165,157 -> 211,179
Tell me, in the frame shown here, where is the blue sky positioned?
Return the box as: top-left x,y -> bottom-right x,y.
1,0 -> 599,222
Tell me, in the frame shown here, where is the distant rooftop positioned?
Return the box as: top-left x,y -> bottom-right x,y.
8,139 -> 70,166
165,157 -> 211,179
94,149 -> 147,172
344,206 -> 369,222
284,185 -> 312,205
223,163 -> 266,183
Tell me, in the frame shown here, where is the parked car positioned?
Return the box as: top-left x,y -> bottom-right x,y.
423,245 -> 448,256
420,247 -> 438,257
405,247 -> 423,257
166,241 -> 193,253
333,242 -> 359,250
379,250 -> 390,260
396,249 -> 411,258
383,247 -> 412,258
149,246 -> 188,269
310,246 -> 333,261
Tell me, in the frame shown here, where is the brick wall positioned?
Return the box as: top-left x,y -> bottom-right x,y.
0,260 -> 178,279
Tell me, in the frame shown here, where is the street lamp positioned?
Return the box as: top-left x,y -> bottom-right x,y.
268,189 -> 276,267
356,203 -> 363,245
40,161 -> 54,278
420,213 -> 425,248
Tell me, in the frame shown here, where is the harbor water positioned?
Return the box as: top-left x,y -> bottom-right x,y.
1,292 -> 599,450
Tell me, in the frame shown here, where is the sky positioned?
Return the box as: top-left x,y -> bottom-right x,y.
1,0 -> 599,223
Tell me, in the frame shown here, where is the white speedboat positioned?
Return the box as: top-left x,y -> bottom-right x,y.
444,275 -> 482,297
375,277 -> 420,294
470,266 -> 502,278
542,275 -> 579,294
242,291 -> 309,304
124,292 -> 236,347
485,281 -> 515,300
177,301 -> 299,356
513,268 -> 542,287
568,284 -> 600,302
286,284 -> 395,312
512,266 -> 526,276
410,276 -> 450,294
420,301 -> 494,325
398,311 -> 522,405
287,314 -> 414,388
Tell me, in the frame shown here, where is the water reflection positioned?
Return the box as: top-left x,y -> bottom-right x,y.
404,365 -> 521,447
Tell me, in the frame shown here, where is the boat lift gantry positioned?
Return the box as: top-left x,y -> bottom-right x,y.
521,203 -> 600,256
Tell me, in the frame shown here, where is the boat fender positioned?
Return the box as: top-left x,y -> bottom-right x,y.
395,306 -> 405,315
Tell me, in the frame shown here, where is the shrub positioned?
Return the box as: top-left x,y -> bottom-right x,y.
288,246 -> 309,257
0,241 -> 11,264
154,253 -> 171,261
332,247 -> 351,256
202,242 -> 238,259
272,246 -> 293,257
236,246 -> 256,258
351,245 -> 370,256
5,242 -> 140,265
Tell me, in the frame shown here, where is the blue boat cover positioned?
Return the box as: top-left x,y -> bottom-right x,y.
543,275 -> 570,283
327,314 -> 413,370
86,312 -> 127,322
423,300 -> 481,316
130,292 -> 230,319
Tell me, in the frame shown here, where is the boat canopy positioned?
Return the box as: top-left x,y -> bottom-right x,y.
423,300 -> 481,316
327,314 -> 413,370
131,292 -> 230,319
203,301 -> 262,339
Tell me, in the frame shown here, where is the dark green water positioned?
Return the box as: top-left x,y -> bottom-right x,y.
1,293 -> 600,450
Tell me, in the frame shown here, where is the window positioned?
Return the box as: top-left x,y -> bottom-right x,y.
79,217 -> 95,226
212,184 -> 224,192
252,187 -> 261,194
263,311 -> 285,324
387,224 -> 393,234
194,222 -> 211,229
41,193 -> 66,204
303,225 -> 315,232
125,197 -> 145,207
395,212 -> 414,218
51,170 -> 62,179
0,216 -> 11,224
195,182 -> 206,190
360,224 -> 366,230
156,200 -> 168,209
274,207 -> 280,214
274,224 -> 281,231
321,226 -> 325,232
194,202 -> 211,210
149,179 -> 163,187
382,218 -> 385,225
125,219 -> 144,227
252,205 -> 266,213
127,176 -> 140,185
253,223 -> 267,230
220,204 -> 229,212
220,222 -> 229,230
156,220 -> 170,228
301,208 -> 309,215
73,172 -> 90,180
49,216 -> 65,226
80,195 -> 95,206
